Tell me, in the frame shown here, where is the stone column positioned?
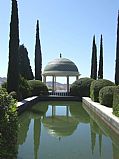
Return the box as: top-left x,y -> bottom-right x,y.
52,76 -> 55,93
52,106 -> 56,117
54,76 -> 56,91
66,106 -> 69,117
67,76 -> 69,93
76,75 -> 79,81
43,75 -> 46,84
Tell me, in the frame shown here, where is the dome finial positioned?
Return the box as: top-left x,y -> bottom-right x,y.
60,53 -> 62,58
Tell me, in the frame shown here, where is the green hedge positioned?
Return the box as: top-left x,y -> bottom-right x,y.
113,86 -> 119,117
99,86 -> 116,107
2,79 -> 48,99
19,77 -> 31,100
28,80 -> 48,96
90,79 -> 114,102
70,77 -> 94,98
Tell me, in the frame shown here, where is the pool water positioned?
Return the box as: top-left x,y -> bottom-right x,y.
17,101 -> 119,159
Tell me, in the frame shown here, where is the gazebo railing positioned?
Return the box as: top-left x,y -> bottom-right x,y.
49,91 -> 70,96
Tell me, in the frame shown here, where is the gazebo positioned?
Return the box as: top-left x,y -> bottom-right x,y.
43,56 -> 80,94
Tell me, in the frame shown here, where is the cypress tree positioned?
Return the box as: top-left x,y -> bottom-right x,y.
90,35 -> 97,79
7,0 -> 19,93
19,45 -> 34,80
35,20 -> 42,81
98,34 -> 103,79
115,11 -> 119,85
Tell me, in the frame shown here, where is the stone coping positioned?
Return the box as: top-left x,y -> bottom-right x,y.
82,97 -> 119,135
17,96 -> 38,107
17,96 -> 39,114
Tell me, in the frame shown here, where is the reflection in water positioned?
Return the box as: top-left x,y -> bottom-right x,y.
42,105 -> 79,138
42,115 -> 78,137
18,112 -> 31,145
17,102 -> 48,159
99,134 -> 102,157
17,101 -> 119,159
90,123 -> 96,154
90,118 -> 102,156
34,118 -> 41,159
83,102 -> 119,159
69,102 -> 90,123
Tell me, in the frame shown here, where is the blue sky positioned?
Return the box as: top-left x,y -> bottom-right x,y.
0,0 -> 119,83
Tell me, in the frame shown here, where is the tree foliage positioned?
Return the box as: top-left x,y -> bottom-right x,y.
19,44 -> 34,80
115,11 -> 119,85
90,35 -> 97,80
35,20 -> 42,80
98,34 -> 103,79
7,0 -> 20,94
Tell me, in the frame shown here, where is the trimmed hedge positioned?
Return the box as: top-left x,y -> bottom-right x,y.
113,86 -> 119,117
28,80 -> 48,96
99,86 -> 116,107
19,77 -> 31,100
70,77 -> 94,98
90,79 -> 114,102
2,79 -> 48,99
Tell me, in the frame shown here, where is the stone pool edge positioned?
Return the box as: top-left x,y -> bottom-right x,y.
17,96 -> 39,114
82,97 -> 119,135
17,95 -> 81,114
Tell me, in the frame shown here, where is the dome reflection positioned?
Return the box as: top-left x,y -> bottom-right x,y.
42,104 -> 79,137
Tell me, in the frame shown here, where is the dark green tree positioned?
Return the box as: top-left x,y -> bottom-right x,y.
19,44 -> 34,80
90,35 -> 97,79
115,11 -> 119,85
35,20 -> 42,81
98,34 -> 103,79
7,0 -> 19,93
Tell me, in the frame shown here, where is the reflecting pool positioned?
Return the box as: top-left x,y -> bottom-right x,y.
17,101 -> 119,159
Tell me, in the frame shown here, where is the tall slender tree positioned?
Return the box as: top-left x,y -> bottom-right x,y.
19,45 -> 34,80
7,0 -> 19,93
98,34 -> 103,79
35,20 -> 42,81
90,35 -> 97,79
115,11 -> 119,85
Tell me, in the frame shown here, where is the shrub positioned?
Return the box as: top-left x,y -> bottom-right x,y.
99,86 -> 116,107
70,77 -> 94,98
90,79 -> 115,102
2,77 -> 31,100
0,88 -> 17,117
0,88 -> 18,158
19,76 -> 31,100
113,86 -> 119,117
9,91 -> 17,99
1,81 -> 7,89
28,80 -> 48,96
